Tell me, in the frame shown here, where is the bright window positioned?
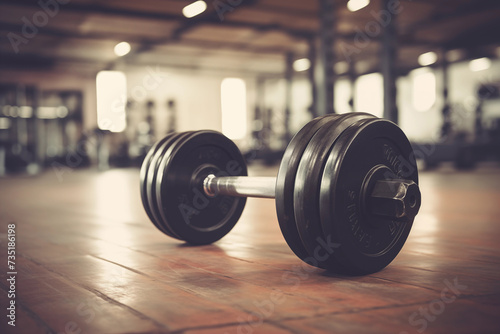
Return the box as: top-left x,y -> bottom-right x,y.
354,73 -> 383,117
412,69 -> 436,111
221,78 -> 247,140
334,79 -> 352,114
96,71 -> 127,132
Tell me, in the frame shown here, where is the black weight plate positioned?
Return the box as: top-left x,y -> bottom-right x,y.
140,133 -> 176,231
147,132 -> 194,238
319,118 -> 418,274
156,131 -> 248,245
151,131 -> 219,240
276,114 -> 339,264
147,132 -> 193,238
294,113 -> 375,268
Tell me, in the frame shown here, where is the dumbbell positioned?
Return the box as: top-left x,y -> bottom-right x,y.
140,112 -> 421,275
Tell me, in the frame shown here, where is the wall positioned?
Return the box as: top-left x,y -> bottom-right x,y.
0,69 -> 97,130
398,58 -> 500,142
2,57 -> 499,147
122,66 -> 259,148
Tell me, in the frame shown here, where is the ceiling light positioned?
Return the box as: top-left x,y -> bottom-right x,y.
114,42 -> 131,57
182,1 -> 207,18
347,0 -> 370,12
445,49 -> 463,63
469,57 -> 491,72
293,58 -> 311,72
355,61 -> 370,74
0,118 -> 10,130
418,51 -> 437,66
334,61 -> 349,74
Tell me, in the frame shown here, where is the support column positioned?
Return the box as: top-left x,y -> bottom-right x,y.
318,0 -> 336,115
253,77 -> 265,150
284,52 -> 293,144
381,0 -> 398,123
308,38 -> 318,118
32,86 -> 42,173
348,61 -> 356,112
441,54 -> 451,139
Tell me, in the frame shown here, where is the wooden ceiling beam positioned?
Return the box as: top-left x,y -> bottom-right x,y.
401,0 -> 500,34
0,0 -> 183,22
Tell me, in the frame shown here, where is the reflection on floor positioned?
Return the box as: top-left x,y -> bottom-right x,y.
0,164 -> 499,333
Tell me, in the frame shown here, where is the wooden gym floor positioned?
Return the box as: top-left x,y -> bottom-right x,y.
1,164 -> 500,334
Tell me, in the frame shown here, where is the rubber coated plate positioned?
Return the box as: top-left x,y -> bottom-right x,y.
276,114 -> 339,264
151,131 -> 220,239
146,132 -> 193,238
319,118 -> 418,274
294,113 -> 375,269
140,133 -> 176,230
156,131 -> 247,245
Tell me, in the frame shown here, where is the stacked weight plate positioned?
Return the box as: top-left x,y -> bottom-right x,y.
276,113 -> 418,274
140,130 -> 248,245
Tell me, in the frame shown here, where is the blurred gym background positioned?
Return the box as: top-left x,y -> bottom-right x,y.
1,0 -> 499,175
